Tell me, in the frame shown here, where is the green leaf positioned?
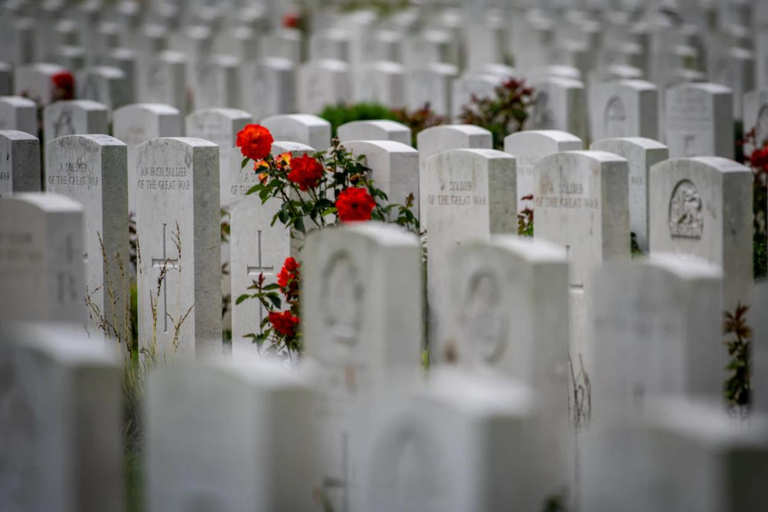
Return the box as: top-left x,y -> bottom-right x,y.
241,156 -> 250,169
294,216 -> 305,233
235,294 -> 251,305
278,209 -> 289,224
245,184 -> 260,196
267,294 -> 282,309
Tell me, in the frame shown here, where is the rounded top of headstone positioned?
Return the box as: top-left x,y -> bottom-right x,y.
668,82 -> 732,95
505,130 -> 582,147
18,62 -> 66,75
138,137 -> 218,151
0,96 -> 36,108
370,61 -> 405,74
0,129 -> 38,141
591,137 -> 668,151
114,103 -> 181,117
303,58 -> 348,72
49,133 -> 126,148
11,192 -> 84,213
343,139 -> 417,155
260,114 -> 331,129
3,322 -> 119,365
261,56 -> 294,70
270,141 -> 316,154
426,148 -> 514,169
655,157 -> 750,174
186,108 -> 252,122
481,235 -> 567,263
418,124 -> 492,141
45,99 -> 108,112
343,222 -> 420,248
530,75 -> 584,89
647,253 -> 722,281
79,66 -> 126,79
556,149 -> 630,164
613,79 -> 657,91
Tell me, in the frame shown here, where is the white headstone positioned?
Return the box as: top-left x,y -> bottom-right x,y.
145,358 -> 320,512
338,120 -> 411,146
0,193 -> 86,324
240,57 -> 295,122
297,59 -> 350,115
504,130 -> 582,215
135,138 -> 222,359
426,149 -> 517,327
417,125 -> 492,230
590,137 -> 669,252
527,76 -> 588,141
113,103 -> 184,213
0,130 -> 40,196
303,223 -> 424,510
228,141 -> 314,352
76,66 -> 130,115
0,96 -> 37,135
589,79 -> 659,141
42,100 -> 109,146
665,82 -> 734,159
260,114 -> 332,151
744,88 -> 768,152
0,322 -> 123,512
14,62 -> 68,105
353,61 -> 407,108
185,108 -> 252,207
406,62 -> 458,117
193,54 -> 240,110
45,134 -> 130,343
143,50 -> 188,117
343,140 -> 420,218
649,157 -> 753,313
450,72 -> 503,123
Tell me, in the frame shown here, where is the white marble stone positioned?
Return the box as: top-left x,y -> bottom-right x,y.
590,137 -> 669,253
338,120 -> 411,146
0,130 -> 40,197
0,96 -> 37,135
744,88 -> 768,154
185,108 -> 252,207
143,50 -> 188,117
406,62 -> 458,117
240,57 -> 295,122
426,149 -> 517,328
135,138 -> 221,359
113,103 -> 183,213
343,140 -> 419,218
353,61 -> 406,108
665,82 -> 734,159
76,66 -> 130,115
297,59 -> 350,115
303,223 -> 423,510
417,125 -> 492,230
504,130 -> 582,215
193,54 -> 240,111
527,76 -> 588,141
0,322 -> 123,512
42,100 -> 108,146
450,72 -> 502,123
14,62 -> 68,105
589,79 -> 659,141
229,141 -> 314,353
534,150 -> 630,287
649,157 -> 753,313
145,357 -> 320,512
260,114 -> 331,151
0,193 -> 85,325
45,134 -> 130,344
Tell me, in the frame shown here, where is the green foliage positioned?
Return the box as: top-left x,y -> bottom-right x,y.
630,232 -> 644,258
724,303 -> 751,411
458,77 -> 537,149
391,103 -> 449,146
318,102 -> 399,136
518,195 -> 534,236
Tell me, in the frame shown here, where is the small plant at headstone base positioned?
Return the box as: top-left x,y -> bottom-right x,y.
630,232 -> 643,258
518,194 -> 534,236
221,208 -> 233,345
743,127 -> 768,279
234,124 -> 420,360
458,77 -> 537,150
318,102 -> 399,136
391,102 -> 449,146
724,303 -> 751,414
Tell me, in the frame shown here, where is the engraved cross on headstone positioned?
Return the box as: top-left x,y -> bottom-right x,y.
151,222 -> 180,333
246,230 -> 274,324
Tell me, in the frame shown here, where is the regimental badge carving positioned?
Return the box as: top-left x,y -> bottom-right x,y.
459,268 -> 507,364
668,179 -> 703,239
53,108 -> 75,139
603,96 -> 626,137
321,252 -> 364,347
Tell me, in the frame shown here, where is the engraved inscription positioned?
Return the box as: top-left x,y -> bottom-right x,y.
534,175 -> 599,210
47,159 -> 99,187
137,166 -> 190,192
459,268 -> 506,364
321,252 -> 364,347
668,180 -> 703,239
53,108 -> 76,139
427,179 -> 487,207
603,96 -> 626,137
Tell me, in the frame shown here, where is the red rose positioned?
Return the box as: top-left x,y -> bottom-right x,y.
269,310 -> 299,337
277,257 -> 300,297
51,71 -> 75,101
336,187 -> 376,223
287,154 -> 324,191
750,145 -> 768,170
237,124 -> 274,161
283,12 -> 300,29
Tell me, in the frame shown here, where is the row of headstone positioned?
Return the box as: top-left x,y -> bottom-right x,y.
2,219 -> 766,511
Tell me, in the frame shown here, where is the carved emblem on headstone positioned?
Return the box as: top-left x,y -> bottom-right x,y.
603,96 -> 626,137
459,268 -> 506,363
668,179 -> 703,239
53,108 -> 75,138
321,251 -> 364,347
